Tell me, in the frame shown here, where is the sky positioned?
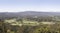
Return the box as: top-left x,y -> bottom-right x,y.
0,0 -> 60,12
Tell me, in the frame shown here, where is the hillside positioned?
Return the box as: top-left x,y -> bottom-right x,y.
0,11 -> 60,17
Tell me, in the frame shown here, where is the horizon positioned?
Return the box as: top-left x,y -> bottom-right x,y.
0,11 -> 60,13
0,0 -> 60,12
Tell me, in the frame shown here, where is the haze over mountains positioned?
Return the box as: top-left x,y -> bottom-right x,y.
0,11 -> 60,18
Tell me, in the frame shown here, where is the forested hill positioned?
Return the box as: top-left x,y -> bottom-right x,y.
0,11 -> 60,18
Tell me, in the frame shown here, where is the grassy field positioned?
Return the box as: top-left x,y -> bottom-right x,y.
3,18 -> 60,33
4,19 -> 56,26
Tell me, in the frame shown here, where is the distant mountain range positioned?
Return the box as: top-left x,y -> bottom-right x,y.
0,11 -> 60,18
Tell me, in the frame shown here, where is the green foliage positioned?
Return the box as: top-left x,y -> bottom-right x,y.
1,16 -> 60,33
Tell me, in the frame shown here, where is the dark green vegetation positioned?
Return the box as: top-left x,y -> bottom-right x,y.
0,11 -> 60,33
1,21 -> 60,33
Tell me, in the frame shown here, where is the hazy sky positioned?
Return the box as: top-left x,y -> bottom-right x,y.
0,0 -> 60,12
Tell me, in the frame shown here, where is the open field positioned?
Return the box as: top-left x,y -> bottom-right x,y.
4,19 -> 56,26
